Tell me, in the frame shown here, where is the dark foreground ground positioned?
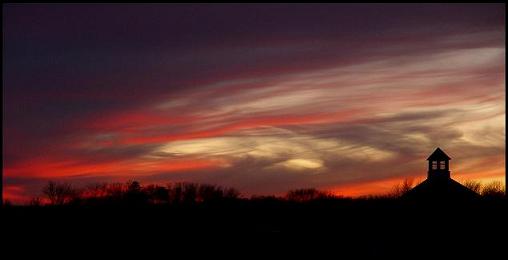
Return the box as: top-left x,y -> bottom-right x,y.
2,198 -> 506,257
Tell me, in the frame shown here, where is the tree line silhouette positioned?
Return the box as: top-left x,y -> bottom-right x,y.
4,178 -> 505,258
29,180 -> 241,206
7,178 -> 504,207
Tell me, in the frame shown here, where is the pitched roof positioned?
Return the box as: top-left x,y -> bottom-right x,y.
403,177 -> 480,201
427,147 -> 451,161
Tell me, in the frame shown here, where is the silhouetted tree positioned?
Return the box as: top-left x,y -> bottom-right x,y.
182,183 -> 198,204
223,187 -> 240,200
127,180 -> 141,192
144,184 -> 169,204
83,183 -> 109,198
462,180 -> 482,194
195,184 -> 240,202
124,180 -> 148,204
106,183 -> 127,199
391,178 -> 414,197
42,181 -> 78,205
170,183 -> 183,204
29,197 -> 42,206
286,188 -> 332,202
481,181 -> 505,198
197,184 -> 220,202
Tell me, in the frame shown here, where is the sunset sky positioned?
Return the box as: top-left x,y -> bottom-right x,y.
3,4 -> 505,203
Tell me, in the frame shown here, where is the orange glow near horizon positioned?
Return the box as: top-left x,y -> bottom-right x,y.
327,170 -> 506,198
5,168 -> 503,203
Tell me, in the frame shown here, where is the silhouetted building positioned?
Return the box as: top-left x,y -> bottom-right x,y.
403,147 -> 479,201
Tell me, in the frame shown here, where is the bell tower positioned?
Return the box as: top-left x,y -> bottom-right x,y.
426,147 -> 451,180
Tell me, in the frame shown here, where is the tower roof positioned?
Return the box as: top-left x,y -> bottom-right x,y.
427,147 -> 451,161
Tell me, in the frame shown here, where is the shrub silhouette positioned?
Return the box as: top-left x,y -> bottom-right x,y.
127,180 -> 141,192
197,184 -> 240,202
198,184 -> 223,202
82,183 -> 110,199
223,187 -> 241,200
462,180 -> 482,194
169,182 -> 183,204
107,183 -> 128,199
144,184 -> 170,204
182,182 -> 198,204
390,178 -> 415,198
461,180 -> 504,198
29,197 -> 42,206
285,188 -> 333,202
124,180 -> 148,205
481,181 -> 505,198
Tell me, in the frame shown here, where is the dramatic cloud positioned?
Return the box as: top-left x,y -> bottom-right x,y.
3,4 -> 505,203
